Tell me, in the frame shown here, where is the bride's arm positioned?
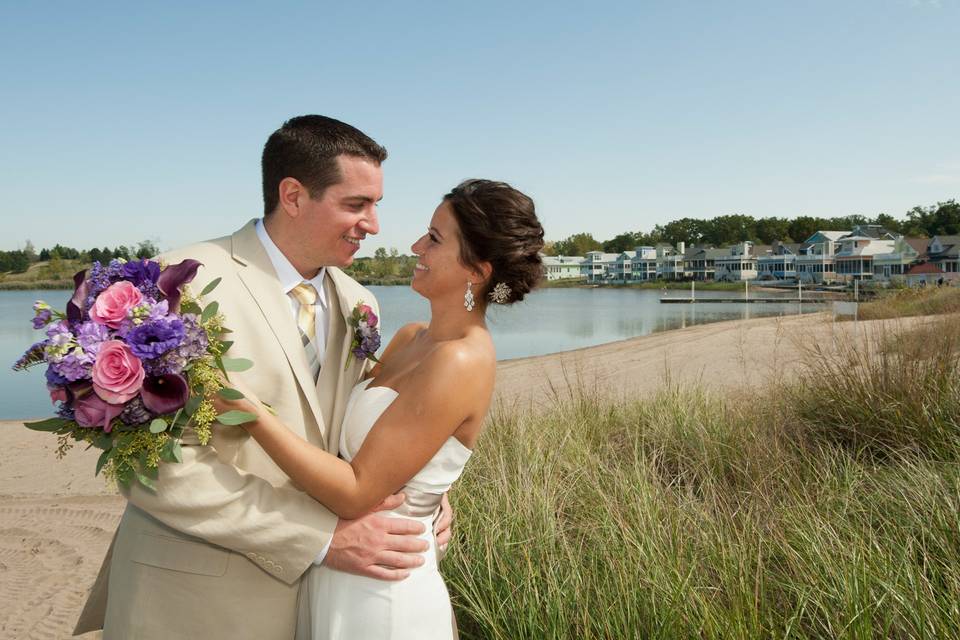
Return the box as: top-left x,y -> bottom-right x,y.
220,343 -> 492,519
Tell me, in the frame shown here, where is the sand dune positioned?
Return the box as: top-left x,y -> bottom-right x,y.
0,312 -> 906,639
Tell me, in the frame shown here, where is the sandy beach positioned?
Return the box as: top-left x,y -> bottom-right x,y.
0,312 -> 900,639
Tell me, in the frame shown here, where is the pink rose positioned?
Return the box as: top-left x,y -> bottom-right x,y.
89,281 -> 143,328
92,340 -> 145,404
360,305 -> 378,327
48,386 -> 68,404
74,391 -> 124,432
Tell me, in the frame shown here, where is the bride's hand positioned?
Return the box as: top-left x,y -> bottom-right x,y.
211,376 -> 262,428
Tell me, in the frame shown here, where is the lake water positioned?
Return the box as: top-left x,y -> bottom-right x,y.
0,286 -> 817,419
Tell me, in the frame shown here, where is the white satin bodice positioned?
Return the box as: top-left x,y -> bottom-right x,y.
339,378 -> 472,499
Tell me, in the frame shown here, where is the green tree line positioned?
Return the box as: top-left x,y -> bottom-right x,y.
0,240 -> 161,274
548,200 -> 960,255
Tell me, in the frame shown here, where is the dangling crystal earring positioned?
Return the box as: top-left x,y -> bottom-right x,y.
464,281 -> 475,312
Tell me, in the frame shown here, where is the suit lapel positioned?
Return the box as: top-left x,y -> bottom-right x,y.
317,268 -> 368,450
230,220 -> 326,436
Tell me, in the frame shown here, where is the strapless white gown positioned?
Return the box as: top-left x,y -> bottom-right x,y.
295,378 -> 472,640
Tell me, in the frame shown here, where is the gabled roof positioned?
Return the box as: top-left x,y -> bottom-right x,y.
906,262 -> 943,275
804,230 -> 848,243
904,237 -> 929,258
835,239 -> 896,258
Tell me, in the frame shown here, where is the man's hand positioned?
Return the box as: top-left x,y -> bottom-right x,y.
433,492 -> 454,552
323,493 -> 428,581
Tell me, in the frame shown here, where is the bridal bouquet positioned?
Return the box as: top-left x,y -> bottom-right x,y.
12,258 -> 255,490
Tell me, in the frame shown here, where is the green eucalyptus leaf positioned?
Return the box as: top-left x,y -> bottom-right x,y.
201,301 -> 220,323
171,441 -> 183,463
136,472 -> 157,491
149,418 -> 168,434
221,357 -> 253,372
95,449 -> 113,476
216,410 -> 258,426
93,434 -> 113,450
200,277 -> 222,297
159,439 -> 180,463
217,387 -> 245,401
185,395 -> 202,416
180,300 -> 202,315
218,340 -> 235,353
24,417 -> 67,432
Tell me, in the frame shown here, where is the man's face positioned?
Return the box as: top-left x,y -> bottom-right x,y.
298,155 -> 383,268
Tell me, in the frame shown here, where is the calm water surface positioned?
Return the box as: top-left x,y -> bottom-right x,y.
0,286 -> 817,419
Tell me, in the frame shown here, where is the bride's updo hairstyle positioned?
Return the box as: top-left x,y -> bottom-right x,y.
443,179 -> 545,305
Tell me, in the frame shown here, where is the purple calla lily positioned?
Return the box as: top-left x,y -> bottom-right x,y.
157,258 -> 202,313
67,269 -> 89,324
157,259 -> 202,312
140,374 -> 190,414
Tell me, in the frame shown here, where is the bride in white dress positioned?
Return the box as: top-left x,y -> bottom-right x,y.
216,179 -> 544,639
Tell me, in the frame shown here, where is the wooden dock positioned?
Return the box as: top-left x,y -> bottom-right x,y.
660,297 -> 833,304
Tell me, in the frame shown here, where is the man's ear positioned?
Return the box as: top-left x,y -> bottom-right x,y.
277,177 -> 305,219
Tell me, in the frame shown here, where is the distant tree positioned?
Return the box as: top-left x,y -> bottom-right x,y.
135,240 -> 160,259
39,248 -> 51,261
603,231 -> 643,253
8,250 -> 30,273
541,241 -> 557,256
754,217 -> 793,244
24,240 -> 37,262
703,214 -> 756,246
906,200 -> 960,237
873,213 -> 902,234
657,218 -> 707,246
554,233 -> 602,256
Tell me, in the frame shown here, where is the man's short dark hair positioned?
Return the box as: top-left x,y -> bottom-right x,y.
261,115 -> 387,215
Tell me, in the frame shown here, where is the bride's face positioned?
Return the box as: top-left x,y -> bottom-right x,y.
410,202 -> 480,303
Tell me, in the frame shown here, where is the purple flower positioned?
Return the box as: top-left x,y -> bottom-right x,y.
157,259 -> 202,313
45,366 -> 68,386
126,318 -> 185,360
76,321 -> 111,356
32,309 -> 52,329
122,259 -> 161,287
51,349 -> 93,382
144,314 -> 208,375
361,334 -> 381,354
12,342 -> 45,371
46,320 -> 73,343
120,396 -> 153,426
141,374 -> 189,414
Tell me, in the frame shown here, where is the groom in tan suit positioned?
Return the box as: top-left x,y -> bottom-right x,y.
74,116 -> 450,638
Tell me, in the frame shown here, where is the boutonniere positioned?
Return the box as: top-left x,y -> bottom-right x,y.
345,301 -> 382,371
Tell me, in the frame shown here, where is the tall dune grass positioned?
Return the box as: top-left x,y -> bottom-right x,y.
855,286 -> 960,321
446,316 -> 960,639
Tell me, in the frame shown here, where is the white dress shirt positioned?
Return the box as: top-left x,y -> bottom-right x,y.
254,219 -> 329,359
254,218 -> 334,565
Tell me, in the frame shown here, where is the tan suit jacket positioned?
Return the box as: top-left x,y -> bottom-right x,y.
73,220 -> 378,639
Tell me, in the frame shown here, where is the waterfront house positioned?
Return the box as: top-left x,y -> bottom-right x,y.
904,261 -> 946,287
796,231 -> 846,284
542,255 -> 586,281
630,246 -> 658,281
872,237 -> 928,282
684,246 -> 729,281
834,234 -> 896,281
612,251 -> 638,281
656,242 -> 688,280
757,242 -> 802,280
714,241 -> 764,282
583,251 -> 621,283
926,235 -> 960,279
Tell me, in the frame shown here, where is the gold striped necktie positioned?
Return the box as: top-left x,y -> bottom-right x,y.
290,282 -> 321,379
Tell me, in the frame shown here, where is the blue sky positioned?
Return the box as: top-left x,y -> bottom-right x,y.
1,0 -> 957,256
